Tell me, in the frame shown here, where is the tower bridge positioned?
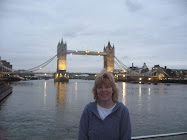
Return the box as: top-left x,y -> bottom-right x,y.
55,39 -> 115,82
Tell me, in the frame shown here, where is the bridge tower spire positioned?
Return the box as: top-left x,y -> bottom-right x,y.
104,41 -> 115,72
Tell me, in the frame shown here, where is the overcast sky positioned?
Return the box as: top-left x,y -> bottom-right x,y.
1,0 -> 187,73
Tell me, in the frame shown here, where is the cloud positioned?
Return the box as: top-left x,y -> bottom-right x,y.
0,0 -> 187,72
125,0 -> 142,12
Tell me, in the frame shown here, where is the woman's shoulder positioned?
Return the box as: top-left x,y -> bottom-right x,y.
83,102 -> 98,116
115,101 -> 129,112
86,101 -> 96,107
84,102 -> 97,111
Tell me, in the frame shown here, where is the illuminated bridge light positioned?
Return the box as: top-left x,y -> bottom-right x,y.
98,52 -> 100,53
86,50 -> 90,53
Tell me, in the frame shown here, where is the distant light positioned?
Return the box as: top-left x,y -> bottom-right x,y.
139,78 -> 142,80
86,50 -> 90,53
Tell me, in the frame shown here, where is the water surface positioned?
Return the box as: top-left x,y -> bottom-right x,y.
0,79 -> 187,140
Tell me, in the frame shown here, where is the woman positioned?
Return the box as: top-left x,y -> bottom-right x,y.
78,69 -> 131,140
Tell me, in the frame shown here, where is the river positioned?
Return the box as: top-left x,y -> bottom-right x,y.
0,79 -> 187,140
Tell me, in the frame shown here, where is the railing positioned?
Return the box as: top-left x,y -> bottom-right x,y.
132,131 -> 187,139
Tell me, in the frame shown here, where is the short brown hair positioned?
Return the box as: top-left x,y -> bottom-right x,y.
92,69 -> 119,103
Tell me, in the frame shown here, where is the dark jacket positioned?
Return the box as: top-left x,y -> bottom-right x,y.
78,101 -> 131,140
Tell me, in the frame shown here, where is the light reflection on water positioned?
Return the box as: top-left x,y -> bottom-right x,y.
43,81 -> 47,105
122,82 -> 126,105
75,82 -> 78,100
0,79 -> 187,140
56,81 -> 66,106
148,87 -> 151,95
139,84 -> 142,101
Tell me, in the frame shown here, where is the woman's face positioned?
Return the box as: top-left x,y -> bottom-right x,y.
96,79 -> 113,102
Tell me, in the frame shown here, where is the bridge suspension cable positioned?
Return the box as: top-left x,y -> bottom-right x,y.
114,61 -> 126,71
114,56 -> 140,75
161,69 -> 171,77
27,54 -> 57,72
0,55 -> 57,73
114,56 -> 129,70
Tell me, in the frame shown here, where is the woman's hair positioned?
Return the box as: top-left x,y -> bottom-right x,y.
92,69 -> 119,103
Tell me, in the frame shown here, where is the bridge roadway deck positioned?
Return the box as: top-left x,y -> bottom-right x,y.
67,50 -> 107,56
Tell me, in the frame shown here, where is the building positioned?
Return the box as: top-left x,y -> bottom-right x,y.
0,58 -> 12,72
141,63 -> 149,73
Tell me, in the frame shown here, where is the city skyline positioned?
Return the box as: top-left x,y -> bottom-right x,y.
1,0 -> 187,73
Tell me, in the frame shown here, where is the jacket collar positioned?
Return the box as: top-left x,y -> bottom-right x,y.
87,101 -> 122,119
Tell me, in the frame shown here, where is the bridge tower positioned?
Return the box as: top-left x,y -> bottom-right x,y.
104,42 -> 115,72
54,39 -> 69,82
57,39 -> 67,71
